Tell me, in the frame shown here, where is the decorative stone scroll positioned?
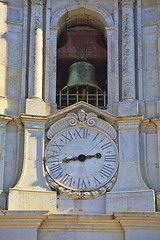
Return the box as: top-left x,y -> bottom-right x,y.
47,109 -> 117,140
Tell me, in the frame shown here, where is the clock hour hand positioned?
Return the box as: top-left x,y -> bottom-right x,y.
85,153 -> 102,160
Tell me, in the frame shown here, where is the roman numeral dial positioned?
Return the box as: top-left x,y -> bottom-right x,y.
45,127 -> 118,191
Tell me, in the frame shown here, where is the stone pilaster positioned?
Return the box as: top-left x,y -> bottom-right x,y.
0,0 -> 8,114
19,0 -> 29,114
26,0 -> 46,115
49,27 -> 59,113
114,0 -> 120,103
28,0 -> 44,99
0,115 -> 13,209
121,0 -> 136,99
8,115 -> 56,213
137,0 -> 143,100
157,0 -> 160,106
105,27 -> 115,105
152,119 -> 160,194
43,0 -> 51,115
106,116 -> 155,214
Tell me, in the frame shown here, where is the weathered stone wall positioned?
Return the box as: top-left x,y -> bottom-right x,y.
0,1 -> 160,239
0,0 -> 160,218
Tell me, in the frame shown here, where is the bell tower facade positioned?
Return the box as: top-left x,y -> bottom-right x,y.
0,0 -> 160,240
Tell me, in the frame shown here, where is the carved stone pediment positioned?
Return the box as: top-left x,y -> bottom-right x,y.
47,101 -> 117,127
47,109 -> 117,141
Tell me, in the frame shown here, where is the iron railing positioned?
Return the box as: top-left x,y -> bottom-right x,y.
57,90 -> 107,109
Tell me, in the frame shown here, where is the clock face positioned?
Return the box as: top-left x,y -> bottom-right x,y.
45,127 -> 118,191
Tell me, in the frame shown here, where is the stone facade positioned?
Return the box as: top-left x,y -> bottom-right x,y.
0,0 -> 160,239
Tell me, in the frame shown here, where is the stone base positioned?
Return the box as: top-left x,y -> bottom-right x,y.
0,191 -> 7,210
8,189 -> 57,213
106,190 -> 155,214
57,195 -> 106,214
25,98 -> 46,116
156,192 -> 160,212
118,98 -> 139,116
0,97 -> 7,114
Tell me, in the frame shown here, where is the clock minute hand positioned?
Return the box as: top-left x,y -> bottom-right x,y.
61,156 -> 79,163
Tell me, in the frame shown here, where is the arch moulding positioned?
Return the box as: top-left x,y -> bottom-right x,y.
50,3 -> 114,34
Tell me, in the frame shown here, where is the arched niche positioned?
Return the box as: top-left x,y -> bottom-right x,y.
51,3 -> 114,34
48,3 -> 115,112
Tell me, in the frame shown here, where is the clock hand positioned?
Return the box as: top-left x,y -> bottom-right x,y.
61,153 -> 102,163
85,153 -> 102,159
61,156 -> 79,163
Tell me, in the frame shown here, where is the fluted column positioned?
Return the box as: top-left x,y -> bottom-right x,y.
28,0 -> 44,99
121,0 -> 136,99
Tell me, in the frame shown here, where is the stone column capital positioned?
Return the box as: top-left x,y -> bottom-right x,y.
29,0 -> 46,5
119,0 -> 135,7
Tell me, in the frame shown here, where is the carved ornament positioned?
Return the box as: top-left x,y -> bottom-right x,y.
47,109 -> 117,140
29,0 -> 46,5
119,0 -> 135,7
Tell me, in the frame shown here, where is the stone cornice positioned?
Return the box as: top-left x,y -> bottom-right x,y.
117,115 -> 143,127
0,115 -> 13,127
0,211 -> 48,228
114,212 -> 160,230
0,211 -> 160,230
40,214 -> 122,232
20,114 -> 47,126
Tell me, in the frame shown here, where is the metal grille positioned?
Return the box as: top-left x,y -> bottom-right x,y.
57,90 -> 107,109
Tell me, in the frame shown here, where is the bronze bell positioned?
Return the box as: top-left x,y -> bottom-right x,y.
62,61 -> 102,93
